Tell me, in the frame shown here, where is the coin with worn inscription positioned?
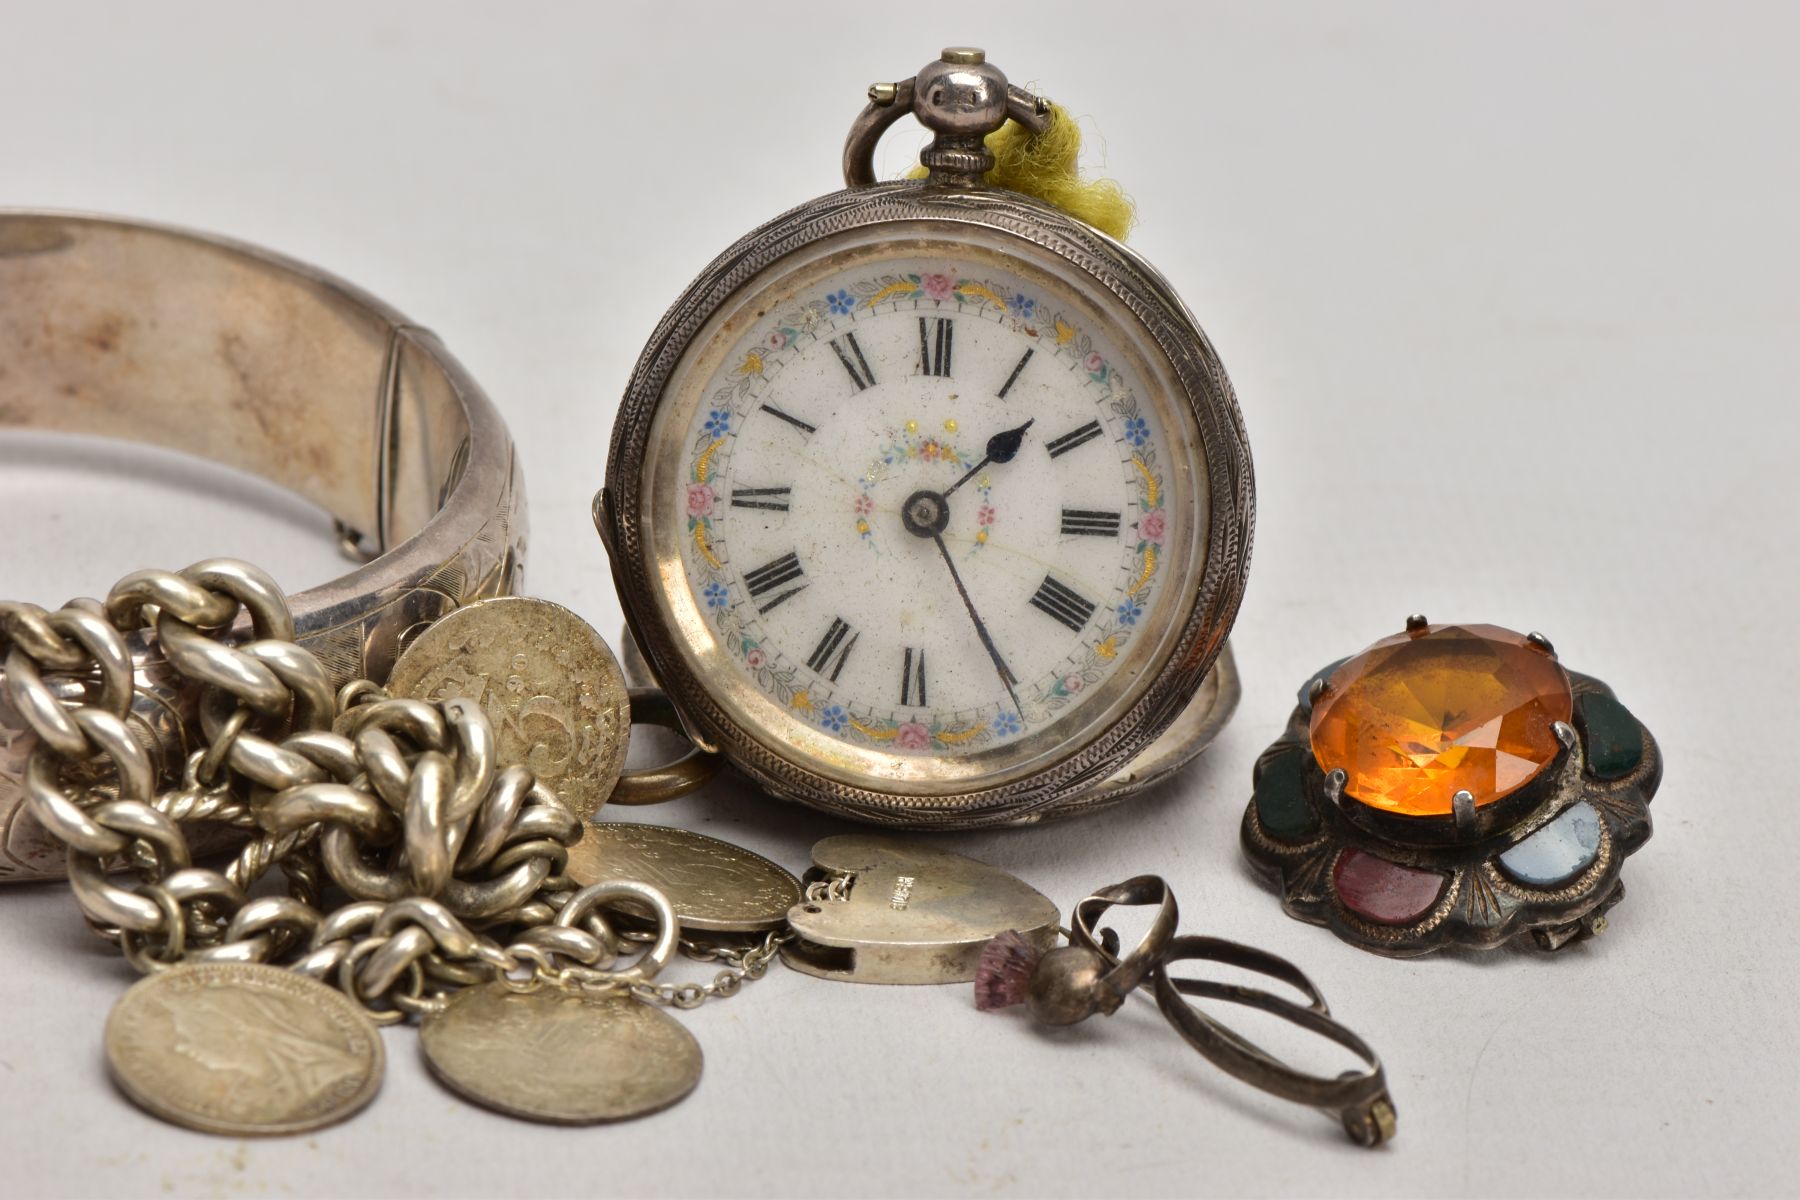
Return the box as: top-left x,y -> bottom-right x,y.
565,822 -> 802,933
420,985 -> 702,1124
389,596 -> 630,820
105,962 -> 384,1136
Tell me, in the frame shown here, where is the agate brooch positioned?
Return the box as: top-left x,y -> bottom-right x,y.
1241,619 -> 1661,957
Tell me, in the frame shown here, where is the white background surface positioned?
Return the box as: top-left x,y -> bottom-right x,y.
2,3 -> 1796,1197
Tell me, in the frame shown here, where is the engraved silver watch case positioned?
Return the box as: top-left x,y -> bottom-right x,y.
597,50 -> 1253,827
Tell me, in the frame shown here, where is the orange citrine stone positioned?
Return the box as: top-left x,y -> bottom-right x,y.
1309,623 -> 1573,818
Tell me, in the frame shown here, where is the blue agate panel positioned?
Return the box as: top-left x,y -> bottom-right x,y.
1497,801 -> 1601,886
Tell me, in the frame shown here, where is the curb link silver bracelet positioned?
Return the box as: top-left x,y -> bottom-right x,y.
0,558 -> 756,1020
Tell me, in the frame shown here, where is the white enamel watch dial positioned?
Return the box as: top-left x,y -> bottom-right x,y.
604,194 -> 1251,821
673,242 -> 1191,750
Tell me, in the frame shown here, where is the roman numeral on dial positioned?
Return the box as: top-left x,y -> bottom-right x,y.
1028,575 -> 1097,633
730,487 -> 791,512
829,332 -> 876,391
899,647 -> 928,708
1045,420 -> 1103,459
759,403 -> 816,436
743,552 -> 806,613
805,617 -> 858,682
1060,508 -> 1121,537
997,348 -> 1034,398
918,317 -> 953,378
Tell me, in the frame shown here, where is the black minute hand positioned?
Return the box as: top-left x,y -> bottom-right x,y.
931,531 -> 1023,718
945,418 -> 1034,498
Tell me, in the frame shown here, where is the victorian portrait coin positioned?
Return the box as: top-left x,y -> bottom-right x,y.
388,596 -> 630,820
420,985 -> 702,1124
104,962 -> 384,1136
565,822 -> 802,933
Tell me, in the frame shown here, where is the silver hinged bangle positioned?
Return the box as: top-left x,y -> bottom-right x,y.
0,211 -> 526,881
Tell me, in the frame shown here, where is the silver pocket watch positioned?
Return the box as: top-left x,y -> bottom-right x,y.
598,48 -> 1254,826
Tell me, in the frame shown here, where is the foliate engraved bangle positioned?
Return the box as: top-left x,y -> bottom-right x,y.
0,211 -> 527,880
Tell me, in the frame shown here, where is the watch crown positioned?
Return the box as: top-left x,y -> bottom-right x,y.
842,50 -> 1052,189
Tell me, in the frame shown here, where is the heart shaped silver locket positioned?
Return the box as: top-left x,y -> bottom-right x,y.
781,835 -> 1059,984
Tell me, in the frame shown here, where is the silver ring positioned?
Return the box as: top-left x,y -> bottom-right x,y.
0,211 -> 526,880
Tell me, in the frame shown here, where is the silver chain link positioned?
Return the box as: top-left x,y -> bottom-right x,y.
805,872 -> 853,904
0,559 -> 764,1019
624,929 -> 793,1009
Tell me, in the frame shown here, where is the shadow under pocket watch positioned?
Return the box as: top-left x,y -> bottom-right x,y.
598,49 -> 1254,827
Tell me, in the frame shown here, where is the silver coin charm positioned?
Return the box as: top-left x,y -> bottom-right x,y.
388,596 -> 631,821
105,962 -> 384,1136
565,823 -> 802,934
420,984 -> 702,1124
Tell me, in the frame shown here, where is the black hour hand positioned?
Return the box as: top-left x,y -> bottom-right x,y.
946,418 -> 1034,497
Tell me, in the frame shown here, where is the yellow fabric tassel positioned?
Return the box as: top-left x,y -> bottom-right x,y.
906,102 -> 1136,242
